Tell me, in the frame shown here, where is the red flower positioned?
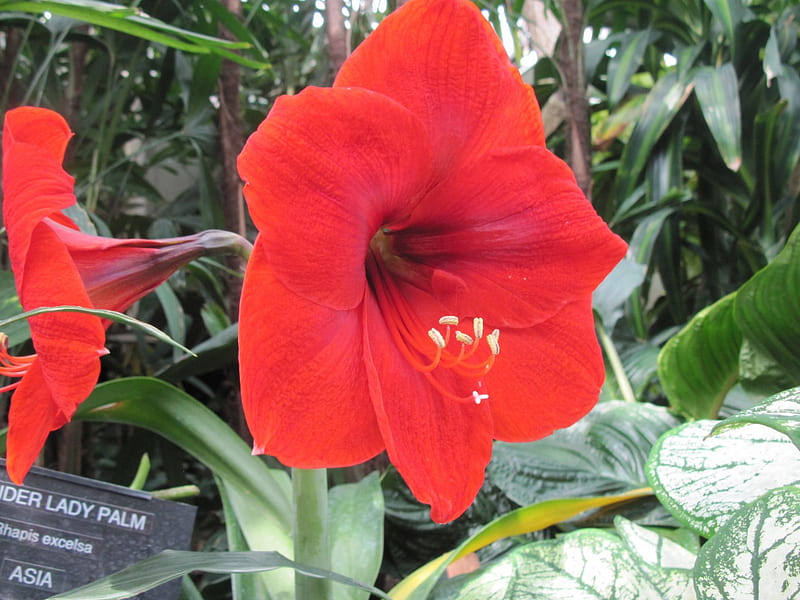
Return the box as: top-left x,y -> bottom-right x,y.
1,106 -> 248,484
237,0 -> 627,522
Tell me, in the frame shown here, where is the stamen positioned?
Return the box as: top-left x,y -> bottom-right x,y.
439,316 -> 459,326
486,331 -> 500,356
0,332 -> 36,388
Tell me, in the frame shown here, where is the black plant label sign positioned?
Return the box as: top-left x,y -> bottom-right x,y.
0,460 -> 196,599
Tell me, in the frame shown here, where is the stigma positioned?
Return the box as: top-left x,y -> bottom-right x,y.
0,333 -> 36,393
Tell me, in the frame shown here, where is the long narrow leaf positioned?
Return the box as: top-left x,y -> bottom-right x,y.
390,488 -> 652,600
0,305 -> 195,356
48,550 -> 391,600
694,64 -> 742,171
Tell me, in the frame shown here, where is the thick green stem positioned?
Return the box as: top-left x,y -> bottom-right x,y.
292,467 -> 332,600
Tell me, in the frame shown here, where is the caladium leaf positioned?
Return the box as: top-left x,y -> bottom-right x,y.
694,486 -> 800,600
646,420 -> 800,537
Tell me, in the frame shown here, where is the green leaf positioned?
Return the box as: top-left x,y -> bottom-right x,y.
734,223 -> 800,379
48,550 -> 391,600
390,488 -> 652,600
694,64 -> 742,171
694,486 -> 800,600
217,480 -> 276,600
0,304 -> 195,357
432,529 -> 663,600
154,282 -> 186,362
658,293 -> 742,420
646,420 -> 800,537
614,517 -> 697,600
70,378 -> 293,528
711,386 -> 800,450
607,30 -> 652,108
488,402 -> 679,505
0,271 -> 29,346
702,0 -> 745,42
615,71 -> 695,203
158,324 -> 238,383
330,472 -> 385,600
593,258 -> 646,331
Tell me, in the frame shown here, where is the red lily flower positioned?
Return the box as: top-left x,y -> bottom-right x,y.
1,106 -> 249,484
237,0 -> 627,522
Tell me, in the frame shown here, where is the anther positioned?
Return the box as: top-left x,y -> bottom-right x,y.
455,331 -> 474,345
427,328 -> 446,348
486,332 -> 500,356
438,315 -> 459,326
473,317 -> 484,339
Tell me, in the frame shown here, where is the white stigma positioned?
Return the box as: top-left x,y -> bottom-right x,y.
472,390 -> 490,404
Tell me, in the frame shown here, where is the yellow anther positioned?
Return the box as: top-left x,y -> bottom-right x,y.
486,332 -> 500,356
438,315 -> 459,326
472,317 -> 484,339
455,331 -> 474,345
427,328 -> 446,348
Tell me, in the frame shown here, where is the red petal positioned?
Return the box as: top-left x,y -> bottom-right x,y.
50,221 -> 207,313
2,108 -> 78,283
363,297 -> 493,523
5,360 -> 69,484
486,298 -> 604,441
392,147 -> 628,327
20,223 -> 105,415
239,239 -> 384,466
335,0 -> 544,172
237,86 -> 434,311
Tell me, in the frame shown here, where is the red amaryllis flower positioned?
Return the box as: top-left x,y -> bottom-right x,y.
1,106 -> 248,484
238,0 -> 627,522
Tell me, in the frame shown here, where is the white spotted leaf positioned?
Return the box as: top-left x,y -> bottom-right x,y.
646,420 -> 800,537
694,486 -> 800,600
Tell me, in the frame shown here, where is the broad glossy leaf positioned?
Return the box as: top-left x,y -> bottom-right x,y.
488,402 -> 679,505
431,529 -> 662,600
71,378 -> 293,529
658,293 -> 741,420
694,486 -> 800,600
734,223 -> 800,379
330,473 -> 385,600
711,386 -> 800,450
615,72 -> 694,203
694,64 -> 742,171
614,517 -> 697,600
646,420 -> 800,537
391,488 -> 652,600
48,550 -> 391,600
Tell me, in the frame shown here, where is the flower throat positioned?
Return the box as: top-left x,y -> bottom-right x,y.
367,234 -> 500,405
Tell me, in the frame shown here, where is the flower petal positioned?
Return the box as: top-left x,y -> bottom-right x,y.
2,108 -> 78,283
391,146 -> 628,327
240,238 -> 384,466
49,221 -> 209,313
335,0 -> 544,172
5,360 -> 69,484
237,86 -> 434,311
486,298 -> 604,441
363,297 -> 493,523
21,223 -> 106,415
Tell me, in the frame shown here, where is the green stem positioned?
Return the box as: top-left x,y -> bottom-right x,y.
292,467 -> 331,600
595,318 -> 637,403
